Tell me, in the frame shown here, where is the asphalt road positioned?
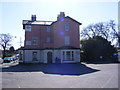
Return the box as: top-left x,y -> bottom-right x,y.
1,62 -> 119,88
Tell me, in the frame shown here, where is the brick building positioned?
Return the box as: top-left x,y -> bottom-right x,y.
19,12 -> 82,63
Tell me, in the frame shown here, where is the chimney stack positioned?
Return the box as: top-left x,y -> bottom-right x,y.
31,15 -> 36,21
60,12 -> 65,18
57,12 -> 65,21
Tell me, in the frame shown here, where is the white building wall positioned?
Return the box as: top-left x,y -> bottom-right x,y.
75,50 -> 80,62
19,49 -> 80,63
40,50 -> 44,63
43,50 -> 48,63
24,50 -> 40,63
24,50 -> 32,63
118,51 -> 120,62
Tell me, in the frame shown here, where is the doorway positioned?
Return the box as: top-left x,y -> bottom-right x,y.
47,52 -> 52,63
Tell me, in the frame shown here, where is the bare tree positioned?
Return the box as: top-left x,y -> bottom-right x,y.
108,20 -> 120,47
81,20 -> 119,47
0,33 -> 13,58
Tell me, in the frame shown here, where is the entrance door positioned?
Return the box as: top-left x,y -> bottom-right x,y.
47,52 -> 52,63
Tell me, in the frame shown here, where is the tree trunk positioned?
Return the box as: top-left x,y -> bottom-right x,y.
2,44 -> 6,59
3,48 -> 6,59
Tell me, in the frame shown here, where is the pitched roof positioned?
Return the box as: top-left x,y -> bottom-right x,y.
23,16 -> 82,26
66,16 -> 82,25
51,16 -> 82,25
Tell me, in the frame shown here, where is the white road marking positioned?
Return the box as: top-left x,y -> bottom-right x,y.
101,75 -> 113,88
18,85 -> 21,88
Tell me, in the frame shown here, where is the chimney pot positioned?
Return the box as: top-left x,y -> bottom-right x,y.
31,15 -> 36,21
57,12 -> 65,21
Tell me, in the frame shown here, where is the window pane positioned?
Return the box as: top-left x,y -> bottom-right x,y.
46,37 -> 51,43
32,39 -> 37,45
46,27 -> 51,32
26,41 -> 31,45
32,37 -> 38,45
65,24 -> 69,31
33,52 -> 38,61
65,36 -> 70,45
66,51 -> 70,60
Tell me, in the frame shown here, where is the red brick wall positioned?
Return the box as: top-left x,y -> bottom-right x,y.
52,18 -> 80,48
25,25 -> 53,49
24,18 -> 80,49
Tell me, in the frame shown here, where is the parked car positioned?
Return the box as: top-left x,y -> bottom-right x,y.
3,57 -> 13,63
0,58 -> 3,64
16,54 -> 19,59
11,56 -> 18,63
12,56 -> 16,61
13,54 -> 19,60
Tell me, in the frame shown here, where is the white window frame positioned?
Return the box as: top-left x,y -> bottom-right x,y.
62,50 -> 74,61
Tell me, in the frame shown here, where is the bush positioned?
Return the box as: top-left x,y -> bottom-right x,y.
81,36 -> 117,62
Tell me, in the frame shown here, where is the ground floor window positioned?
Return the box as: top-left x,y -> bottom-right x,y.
62,51 -> 74,61
66,51 -> 71,60
32,52 -> 38,61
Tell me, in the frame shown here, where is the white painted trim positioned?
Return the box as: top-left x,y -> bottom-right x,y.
61,49 -> 80,63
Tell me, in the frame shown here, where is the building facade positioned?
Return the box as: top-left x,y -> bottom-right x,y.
19,12 -> 82,63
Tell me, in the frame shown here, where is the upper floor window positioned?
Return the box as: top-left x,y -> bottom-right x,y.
65,24 -> 69,31
64,36 -> 70,45
32,37 -> 38,45
25,25 -> 31,31
46,37 -> 51,43
46,27 -> 51,32
26,41 -> 32,45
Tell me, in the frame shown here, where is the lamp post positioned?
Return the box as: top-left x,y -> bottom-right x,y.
14,36 -> 23,48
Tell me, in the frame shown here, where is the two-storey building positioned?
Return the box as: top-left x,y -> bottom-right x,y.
19,12 -> 82,63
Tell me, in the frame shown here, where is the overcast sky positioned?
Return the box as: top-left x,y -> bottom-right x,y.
0,0 -> 118,49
